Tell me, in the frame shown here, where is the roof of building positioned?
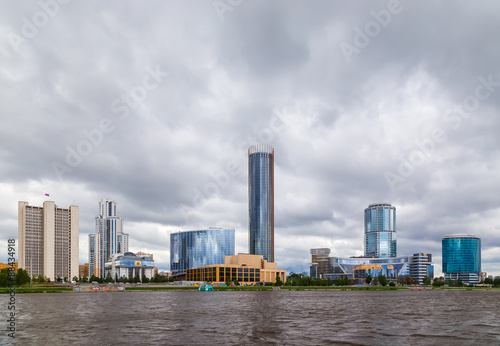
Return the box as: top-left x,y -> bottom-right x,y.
442,234 -> 480,239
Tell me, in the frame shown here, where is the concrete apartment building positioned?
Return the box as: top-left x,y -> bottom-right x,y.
18,201 -> 79,281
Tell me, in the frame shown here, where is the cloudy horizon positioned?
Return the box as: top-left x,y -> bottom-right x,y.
1,0 -> 499,276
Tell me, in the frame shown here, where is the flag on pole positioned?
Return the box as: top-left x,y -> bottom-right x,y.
45,193 -> 50,197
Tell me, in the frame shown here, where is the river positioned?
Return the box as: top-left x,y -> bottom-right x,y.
3,289 -> 500,345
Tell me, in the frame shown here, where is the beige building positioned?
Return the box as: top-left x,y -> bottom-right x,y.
187,253 -> 286,284
18,201 -> 79,281
79,263 -> 89,278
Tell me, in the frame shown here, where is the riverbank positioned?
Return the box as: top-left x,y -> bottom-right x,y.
1,285 -> 499,293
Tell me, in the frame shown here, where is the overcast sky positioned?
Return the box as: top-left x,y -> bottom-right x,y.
1,1 -> 499,276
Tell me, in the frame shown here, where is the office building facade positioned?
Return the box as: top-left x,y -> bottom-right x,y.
170,228 -> 235,276
364,203 -> 397,258
442,234 -> 481,284
18,201 -> 79,281
248,144 -> 274,262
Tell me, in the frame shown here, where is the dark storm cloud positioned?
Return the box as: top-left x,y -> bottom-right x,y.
1,0 -> 499,274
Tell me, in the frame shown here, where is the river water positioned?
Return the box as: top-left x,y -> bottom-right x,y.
3,289 -> 500,345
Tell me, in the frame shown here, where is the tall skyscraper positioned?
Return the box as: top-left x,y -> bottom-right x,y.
18,201 -> 79,281
88,234 -> 96,278
248,144 -> 274,262
364,203 -> 397,258
442,234 -> 481,284
89,199 -> 124,277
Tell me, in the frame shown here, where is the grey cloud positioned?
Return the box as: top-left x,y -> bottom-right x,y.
1,1 -> 499,276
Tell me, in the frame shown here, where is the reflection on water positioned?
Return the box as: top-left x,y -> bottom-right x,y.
2,290 -> 500,345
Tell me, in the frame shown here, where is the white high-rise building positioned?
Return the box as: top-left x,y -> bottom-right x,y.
18,201 -> 79,281
89,199 -> 124,277
117,232 -> 129,254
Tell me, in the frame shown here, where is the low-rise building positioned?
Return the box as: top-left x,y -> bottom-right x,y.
79,263 -> 89,278
105,252 -> 155,281
187,253 -> 286,284
0,262 -> 18,272
324,256 -> 410,283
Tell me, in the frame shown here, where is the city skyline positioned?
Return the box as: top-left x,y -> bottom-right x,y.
1,2 -> 500,276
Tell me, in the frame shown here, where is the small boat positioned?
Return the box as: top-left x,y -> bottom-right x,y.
199,283 -> 213,291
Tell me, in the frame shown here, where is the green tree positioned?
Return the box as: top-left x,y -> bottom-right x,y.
56,276 -> 62,283
336,276 -> 350,286
15,269 -> 30,286
372,277 -> 379,286
365,275 -> 372,285
484,278 -> 493,285
389,281 -> 396,287
423,276 -> 431,286
275,275 -> 283,286
37,275 -> 45,283
432,278 -> 444,287
142,275 -> 150,283
106,272 -> 114,283
72,276 -> 79,282
0,268 -> 9,287
493,278 -> 500,286
378,275 -> 387,287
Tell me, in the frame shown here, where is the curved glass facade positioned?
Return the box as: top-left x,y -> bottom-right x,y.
442,234 -> 481,283
170,229 -> 235,275
364,203 -> 396,258
248,144 -> 274,262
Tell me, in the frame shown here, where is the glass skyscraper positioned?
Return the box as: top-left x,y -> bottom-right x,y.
442,234 -> 481,284
170,228 -> 235,275
248,144 -> 274,262
364,203 -> 397,258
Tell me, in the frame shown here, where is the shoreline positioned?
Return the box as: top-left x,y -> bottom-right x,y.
2,285 -> 499,294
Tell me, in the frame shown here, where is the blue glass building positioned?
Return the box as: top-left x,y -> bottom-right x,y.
442,234 -> 481,284
170,228 -> 235,275
248,144 -> 274,262
364,203 -> 397,258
